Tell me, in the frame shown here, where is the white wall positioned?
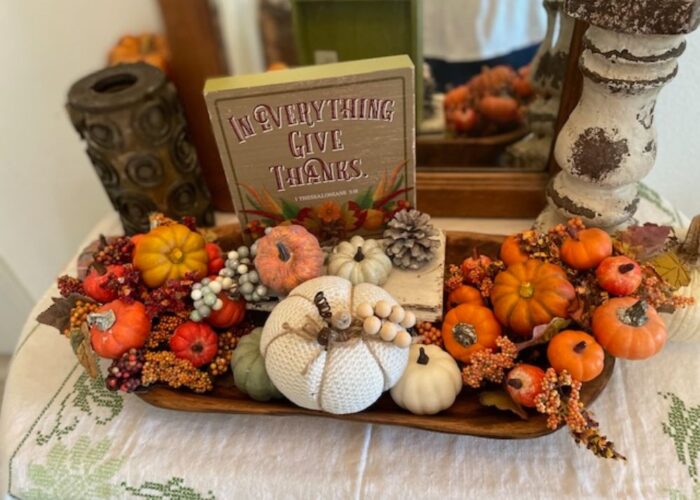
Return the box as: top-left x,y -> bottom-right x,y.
0,0 -> 162,352
647,30 -> 700,217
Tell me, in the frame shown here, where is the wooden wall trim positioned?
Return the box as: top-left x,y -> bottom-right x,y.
159,0 -> 234,211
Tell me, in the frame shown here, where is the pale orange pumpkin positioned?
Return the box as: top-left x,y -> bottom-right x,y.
108,33 -> 169,74
592,298 -> 667,360
447,285 -> 483,309
491,260 -> 575,336
441,304 -> 501,362
133,224 -> 208,288
254,225 -> 324,295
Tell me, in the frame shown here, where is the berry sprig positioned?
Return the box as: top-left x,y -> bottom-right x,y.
106,348 -> 145,392
93,235 -> 134,266
221,245 -> 268,302
141,351 -> 213,393
416,321 -> 443,347
57,275 -> 85,298
64,300 -> 99,336
461,336 -> 517,388
534,368 -> 625,460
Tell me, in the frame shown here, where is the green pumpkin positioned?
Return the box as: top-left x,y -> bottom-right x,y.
231,328 -> 282,402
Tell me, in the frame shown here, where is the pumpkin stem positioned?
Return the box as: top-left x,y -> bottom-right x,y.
453,322 -> 478,347
417,347 -> 430,365
507,378 -> 523,389
680,215 -> 700,262
276,242 -> 291,262
618,263 -> 635,274
519,282 -> 534,299
573,340 -> 587,353
86,309 -> 116,332
353,246 -> 365,262
620,300 -> 649,327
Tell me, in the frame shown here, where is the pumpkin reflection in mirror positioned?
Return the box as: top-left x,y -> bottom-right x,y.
133,223 -> 208,288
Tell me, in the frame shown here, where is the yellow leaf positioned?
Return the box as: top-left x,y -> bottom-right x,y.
372,171 -> 387,202
652,251 -> 691,289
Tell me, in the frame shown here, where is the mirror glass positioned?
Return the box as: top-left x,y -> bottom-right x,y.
214,0 -> 573,171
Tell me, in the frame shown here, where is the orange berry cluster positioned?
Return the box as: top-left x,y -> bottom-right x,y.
141,351 -> 213,393
146,312 -> 188,349
534,368 -> 624,460
461,336 -> 517,388
208,330 -> 240,376
64,300 -> 99,336
416,321 -> 443,347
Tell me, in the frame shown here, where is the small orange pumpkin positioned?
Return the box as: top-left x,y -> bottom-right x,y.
254,225 -> 324,295
500,235 -> 528,266
133,224 -> 208,288
591,298 -> 667,360
491,260 -> 575,336
547,330 -> 605,382
442,304 -> 501,362
88,300 -> 150,359
447,285 -> 483,309
560,227 -> 612,270
207,294 -> 245,329
108,34 -> 169,74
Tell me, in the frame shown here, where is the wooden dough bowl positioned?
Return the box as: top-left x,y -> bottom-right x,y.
138,225 -> 614,439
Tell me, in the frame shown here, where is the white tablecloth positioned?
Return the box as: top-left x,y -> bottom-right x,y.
2,195 -> 698,499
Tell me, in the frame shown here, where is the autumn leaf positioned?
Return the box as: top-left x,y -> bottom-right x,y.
37,294 -> 94,334
479,390 -> 529,420
515,317 -> 570,352
618,223 -> 672,260
652,251 -> 691,289
70,323 -> 100,379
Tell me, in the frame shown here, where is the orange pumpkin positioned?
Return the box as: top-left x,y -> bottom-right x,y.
441,304 -> 501,362
491,260 -> 575,336
88,300 -> 150,359
447,285 -> 483,309
592,298 -> 667,360
500,235 -> 528,266
254,225 -> 324,295
108,34 -> 169,74
547,330 -> 605,382
560,227 -> 612,270
207,294 -> 245,329
478,95 -> 520,124
133,224 -> 208,288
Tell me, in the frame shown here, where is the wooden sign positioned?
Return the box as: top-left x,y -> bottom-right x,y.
204,55 -> 416,243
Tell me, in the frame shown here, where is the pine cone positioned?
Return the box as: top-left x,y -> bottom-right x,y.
384,209 -> 440,270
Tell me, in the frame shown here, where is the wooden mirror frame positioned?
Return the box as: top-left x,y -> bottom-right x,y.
158,0 -> 586,218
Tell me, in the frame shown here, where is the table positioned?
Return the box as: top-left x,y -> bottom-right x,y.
2,196 -> 698,499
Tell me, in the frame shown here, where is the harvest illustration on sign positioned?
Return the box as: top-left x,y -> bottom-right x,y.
240,160 -> 412,242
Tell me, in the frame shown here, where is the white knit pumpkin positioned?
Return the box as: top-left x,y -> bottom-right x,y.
260,276 -> 409,414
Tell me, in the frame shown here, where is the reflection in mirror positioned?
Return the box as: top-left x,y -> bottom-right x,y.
214,0 -> 572,171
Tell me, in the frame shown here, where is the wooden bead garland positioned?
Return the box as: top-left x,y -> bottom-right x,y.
357,301 -> 416,348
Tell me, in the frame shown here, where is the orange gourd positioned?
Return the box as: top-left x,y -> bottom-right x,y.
207,295 -> 245,329
547,330 -> 605,382
500,235 -> 528,266
88,300 -> 150,359
491,260 -> 575,336
254,225 -> 324,295
447,285 -> 483,309
560,227 -> 612,270
108,34 -> 169,74
133,224 -> 208,288
441,304 -> 501,362
592,298 -> 667,360
478,95 -> 520,124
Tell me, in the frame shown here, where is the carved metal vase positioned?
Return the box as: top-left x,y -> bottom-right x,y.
539,0 -> 700,230
67,63 -> 214,234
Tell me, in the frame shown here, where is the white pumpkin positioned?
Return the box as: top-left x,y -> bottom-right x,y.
327,236 -> 393,285
390,344 -> 462,415
662,217 -> 700,342
260,276 -> 409,414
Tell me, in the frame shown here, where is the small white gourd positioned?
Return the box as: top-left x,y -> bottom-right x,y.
390,344 -> 462,415
327,236 -> 393,285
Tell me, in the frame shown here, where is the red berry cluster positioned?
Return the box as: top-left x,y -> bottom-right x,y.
106,348 -> 145,392
94,236 -> 134,266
